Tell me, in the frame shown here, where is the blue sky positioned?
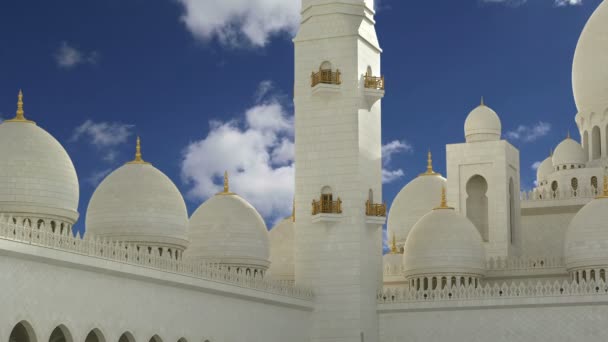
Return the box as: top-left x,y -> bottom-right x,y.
0,0 -> 602,240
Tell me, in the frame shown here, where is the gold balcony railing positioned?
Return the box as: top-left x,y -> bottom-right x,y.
311,69 -> 341,87
364,75 -> 385,90
366,201 -> 387,217
312,197 -> 342,215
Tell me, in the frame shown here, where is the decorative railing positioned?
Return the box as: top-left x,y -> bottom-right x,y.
521,187 -> 598,202
364,75 -> 385,90
378,279 -> 608,304
311,69 -> 341,87
366,201 -> 387,217
312,197 -> 342,215
0,216 -> 313,300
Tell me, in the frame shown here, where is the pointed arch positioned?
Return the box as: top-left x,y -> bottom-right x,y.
466,175 -> 489,242
592,126 -> 601,160
118,332 -> 135,342
583,130 -> 589,159
48,325 -> 73,342
149,335 -> 163,342
9,321 -> 37,342
84,329 -> 106,342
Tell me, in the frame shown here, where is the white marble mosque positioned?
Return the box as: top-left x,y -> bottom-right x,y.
1,1 -> 608,341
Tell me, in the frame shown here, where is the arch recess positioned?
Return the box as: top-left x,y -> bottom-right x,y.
466,175 -> 489,242
9,321 -> 37,342
592,126 -> 601,160
48,325 -> 73,342
84,329 -> 106,342
119,332 -> 136,342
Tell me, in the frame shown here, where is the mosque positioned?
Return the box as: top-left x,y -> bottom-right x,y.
1,0 -> 608,341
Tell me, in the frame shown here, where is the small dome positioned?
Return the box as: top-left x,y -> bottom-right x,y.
464,100 -> 502,143
186,173 -> 270,271
572,1 -> 608,112
536,154 -> 554,183
565,185 -> 608,272
388,151 -> 447,247
268,217 -> 294,282
86,138 -> 189,251
552,137 -> 586,167
0,92 -> 79,226
403,191 -> 485,279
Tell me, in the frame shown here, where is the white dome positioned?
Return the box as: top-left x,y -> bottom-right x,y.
552,137 -> 586,167
0,96 -> 79,226
403,203 -> 485,278
572,1 -> 608,112
186,184 -> 270,270
464,101 -> 502,143
536,155 -> 554,183
388,168 -> 446,246
565,192 -> 608,271
86,143 -> 189,251
268,217 -> 294,282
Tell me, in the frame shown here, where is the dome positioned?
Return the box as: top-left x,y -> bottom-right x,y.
86,138 -> 189,251
268,217 -> 295,282
565,184 -> 608,272
403,190 -> 485,279
536,154 -> 554,183
0,92 -> 79,227
572,1 -> 608,112
186,173 -> 270,271
552,136 -> 586,167
464,99 -> 502,143
387,151 -> 447,247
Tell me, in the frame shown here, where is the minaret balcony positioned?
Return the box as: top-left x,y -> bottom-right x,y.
362,74 -> 385,110
311,197 -> 343,223
365,201 -> 387,226
311,69 -> 342,96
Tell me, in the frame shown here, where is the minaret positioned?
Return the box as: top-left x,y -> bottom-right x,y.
293,0 -> 384,341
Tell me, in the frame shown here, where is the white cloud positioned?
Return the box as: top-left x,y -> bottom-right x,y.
181,81 -> 294,223
175,0 -> 300,47
381,140 -> 413,184
506,122 -> 551,143
71,120 -> 134,163
54,42 -> 99,69
86,168 -> 113,186
531,161 -> 542,170
555,0 -> 582,6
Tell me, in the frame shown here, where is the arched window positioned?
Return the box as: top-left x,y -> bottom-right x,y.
509,178 -> 515,245
571,178 -> 579,195
551,181 -> 558,198
85,329 -> 105,342
584,130 -> 590,159
423,277 -> 428,290
601,269 -> 606,281
119,333 -> 135,342
432,277 -> 437,290
150,335 -> 163,342
9,321 -> 37,342
466,175 -> 489,242
320,61 -> 332,70
49,325 -> 73,342
592,176 -> 598,194
592,126 -> 601,160
366,66 -> 372,76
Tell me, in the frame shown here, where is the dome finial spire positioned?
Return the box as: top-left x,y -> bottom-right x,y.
390,232 -> 399,254
224,171 -> 229,193
127,136 -> 150,165
567,130 -> 571,139
434,187 -> 454,210
292,198 -> 296,222
419,149 -> 440,176
480,96 -> 485,107
6,90 -> 35,124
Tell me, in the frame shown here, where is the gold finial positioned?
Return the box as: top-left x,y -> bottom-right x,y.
597,175 -> 608,199
434,187 -> 453,210
6,90 -> 35,124
390,232 -> 399,254
567,131 -> 571,139
550,148 -> 553,157
127,136 -> 150,165
217,170 -> 235,195
292,198 -> 296,222
480,96 -> 485,107
419,149 -> 440,176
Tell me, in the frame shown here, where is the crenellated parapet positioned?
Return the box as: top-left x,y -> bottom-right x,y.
521,186 -> 598,201
0,215 -> 313,300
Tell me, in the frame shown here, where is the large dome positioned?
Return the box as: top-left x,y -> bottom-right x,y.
572,1 -> 608,112
186,174 -> 270,271
86,139 -> 189,252
464,99 -> 502,143
564,184 -> 608,272
403,191 -> 485,279
268,217 -> 295,282
552,136 -> 586,168
0,92 -> 79,228
387,152 -> 446,247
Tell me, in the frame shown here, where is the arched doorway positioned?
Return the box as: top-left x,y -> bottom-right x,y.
9,321 -> 37,342
118,332 -> 135,342
466,175 -> 489,242
49,325 -> 73,342
592,126 -> 601,160
84,329 -> 105,342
